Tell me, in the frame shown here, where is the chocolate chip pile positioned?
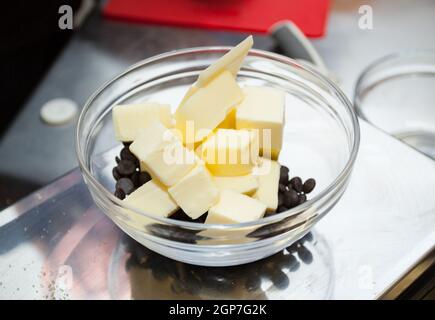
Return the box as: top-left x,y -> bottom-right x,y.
113,142 -> 151,200
273,165 -> 316,215
113,144 -> 316,221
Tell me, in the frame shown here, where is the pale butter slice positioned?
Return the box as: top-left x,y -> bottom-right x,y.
236,86 -> 285,159
197,35 -> 253,87
123,180 -> 178,218
206,189 -> 266,224
129,121 -> 196,187
175,70 -> 244,144
213,174 -> 258,195
113,103 -> 172,142
196,128 -> 259,177
168,165 -> 219,219
253,158 -> 281,211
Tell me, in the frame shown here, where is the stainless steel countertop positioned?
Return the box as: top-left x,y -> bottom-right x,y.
2,0 -> 435,185
0,120 -> 434,299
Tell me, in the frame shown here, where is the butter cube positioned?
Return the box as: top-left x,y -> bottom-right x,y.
129,121 -> 196,187
206,189 -> 266,224
236,87 -> 285,159
123,180 -> 178,218
197,36 -> 253,87
113,103 -> 172,142
217,108 -> 237,129
197,129 -> 259,176
175,71 -> 244,144
213,174 -> 258,195
177,35 -> 252,115
168,165 -> 219,219
253,158 -> 281,211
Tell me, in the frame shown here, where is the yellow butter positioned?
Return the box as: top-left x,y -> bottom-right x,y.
253,158 -> 281,211
112,103 -> 172,142
123,180 -> 178,218
196,129 -> 259,176
206,189 -> 266,224
213,174 -> 258,195
217,107 -> 237,129
175,71 -> 244,144
129,121 -> 196,187
168,165 -> 219,219
197,36 -> 253,87
236,86 -> 285,159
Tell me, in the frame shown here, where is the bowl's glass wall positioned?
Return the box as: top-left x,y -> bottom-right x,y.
76,49 -> 358,266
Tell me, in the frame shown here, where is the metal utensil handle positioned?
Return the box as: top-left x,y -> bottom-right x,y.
270,21 -> 327,70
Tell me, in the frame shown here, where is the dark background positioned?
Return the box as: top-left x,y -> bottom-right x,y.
1,1 -> 81,136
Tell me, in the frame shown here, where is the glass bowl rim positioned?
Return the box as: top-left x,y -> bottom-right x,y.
75,46 -> 360,230
354,49 -> 435,121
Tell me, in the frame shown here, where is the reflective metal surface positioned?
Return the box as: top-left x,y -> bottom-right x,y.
1,121 -> 434,299
2,0 -> 435,299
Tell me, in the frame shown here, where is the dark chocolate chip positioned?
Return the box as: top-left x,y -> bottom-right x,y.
302,232 -> 313,242
120,147 -> 137,162
114,188 -> 126,200
138,172 -> 152,185
298,193 -> 307,205
112,167 -> 122,180
117,159 -> 136,176
279,183 -> 287,193
303,178 -> 316,194
170,209 -> 208,223
131,171 -> 151,188
115,156 -> 121,164
279,166 -> 289,184
278,192 -> 284,206
276,205 -> 288,213
116,177 -> 135,195
275,252 -> 295,269
170,209 -> 193,222
130,171 -> 139,187
270,270 -> 289,289
193,213 -> 208,223
289,177 -> 303,193
283,189 -> 298,208
297,245 -> 313,264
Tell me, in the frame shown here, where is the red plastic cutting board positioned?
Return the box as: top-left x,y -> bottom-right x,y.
103,0 -> 330,38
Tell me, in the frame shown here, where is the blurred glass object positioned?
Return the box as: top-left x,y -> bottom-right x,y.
355,51 -> 435,159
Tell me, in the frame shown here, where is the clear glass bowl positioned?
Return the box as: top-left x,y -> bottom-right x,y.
76,48 -> 360,266
354,51 -> 435,159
